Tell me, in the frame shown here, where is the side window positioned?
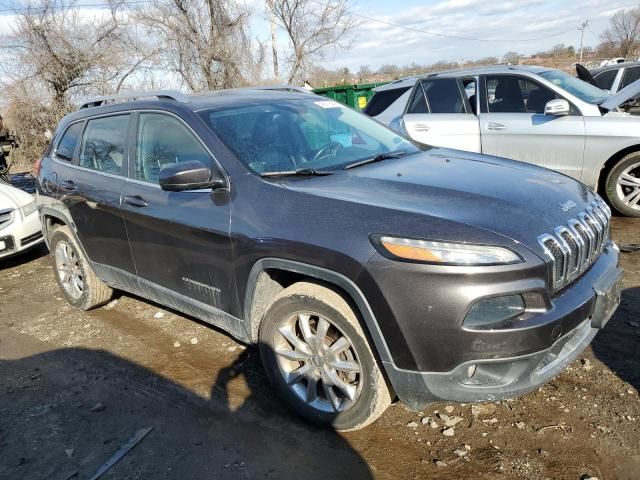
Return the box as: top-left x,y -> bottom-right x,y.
407,84 -> 428,114
407,79 -> 466,114
594,69 -> 617,91
620,66 -> 640,90
422,79 -> 466,114
363,87 -> 411,116
55,122 -> 83,161
135,113 -> 211,183
79,115 -> 129,175
486,76 -> 558,114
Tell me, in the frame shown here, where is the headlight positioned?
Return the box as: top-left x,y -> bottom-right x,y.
376,236 -> 522,265
20,198 -> 37,218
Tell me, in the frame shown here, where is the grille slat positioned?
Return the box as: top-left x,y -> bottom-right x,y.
0,208 -> 14,227
538,201 -> 611,290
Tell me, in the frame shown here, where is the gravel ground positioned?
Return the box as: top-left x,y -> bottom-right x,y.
0,218 -> 638,480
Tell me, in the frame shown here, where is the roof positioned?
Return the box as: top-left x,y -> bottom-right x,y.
590,61 -> 640,74
75,86 -> 317,113
374,64 -> 553,91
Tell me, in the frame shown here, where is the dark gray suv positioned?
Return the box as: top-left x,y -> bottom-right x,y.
36,89 -> 623,430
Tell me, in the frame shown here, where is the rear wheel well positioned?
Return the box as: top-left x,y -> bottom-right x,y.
598,145 -> 640,196
42,215 -> 67,245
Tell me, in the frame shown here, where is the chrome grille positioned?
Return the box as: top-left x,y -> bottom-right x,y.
538,200 -> 611,290
0,208 -> 14,228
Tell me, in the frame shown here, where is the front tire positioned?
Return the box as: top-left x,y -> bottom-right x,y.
259,281 -> 391,431
605,152 -> 640,217
50,225 -> 113,310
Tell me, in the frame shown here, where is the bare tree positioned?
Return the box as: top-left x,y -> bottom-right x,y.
2,0 -> 132,108
599,7 -> 640,59
502,51 -> 520,64
134,0 -> 265,92
267,0 -> 357,85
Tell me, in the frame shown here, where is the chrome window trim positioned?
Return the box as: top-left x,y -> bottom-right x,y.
50,109 -> 230,192
51,155 -> 126,181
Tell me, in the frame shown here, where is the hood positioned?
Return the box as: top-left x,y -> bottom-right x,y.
0,182 -> 34,210
600,79 -> 640,111
576,64 -> 598,87
282,149 -> 597,256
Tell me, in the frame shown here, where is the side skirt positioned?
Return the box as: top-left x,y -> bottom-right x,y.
92,263 -> 248,343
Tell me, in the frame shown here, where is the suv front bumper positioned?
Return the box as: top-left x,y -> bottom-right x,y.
377,246 -> 622,410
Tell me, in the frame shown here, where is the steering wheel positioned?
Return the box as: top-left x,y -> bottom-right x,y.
312,141 -> 343,162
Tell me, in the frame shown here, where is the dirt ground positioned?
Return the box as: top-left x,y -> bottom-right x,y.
0,220 -> 638,480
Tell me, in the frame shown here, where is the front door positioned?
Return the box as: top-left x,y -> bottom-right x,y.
478,74 -> 586,180
402,77 -> 481,152
120,112 -> 236,316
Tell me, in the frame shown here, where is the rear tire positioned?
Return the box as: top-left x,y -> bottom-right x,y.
605,152 -> 640,217
49,225 -> 113,310
258,281 -> 391,431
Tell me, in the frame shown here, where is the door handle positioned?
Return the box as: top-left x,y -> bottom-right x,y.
486,122 -> 506,131
124,195 -> 148,208
414,123 -> 430,132
59,180 -> 77,191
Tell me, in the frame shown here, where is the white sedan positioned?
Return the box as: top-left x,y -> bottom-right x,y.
0,182 -> 44,259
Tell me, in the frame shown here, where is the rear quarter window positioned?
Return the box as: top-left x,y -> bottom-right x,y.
363,87 -> 411,116
55,122 -> 84,161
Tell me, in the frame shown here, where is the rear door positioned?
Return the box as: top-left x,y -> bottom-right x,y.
478,74 -> 586,180
120,111 -> 236,315
619,65 -> 640,91
402,77 -> 481,152
56,114 -> 135,274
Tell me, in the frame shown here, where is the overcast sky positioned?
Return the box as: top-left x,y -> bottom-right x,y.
1,0 -> 639,73
245,0 -> 640,70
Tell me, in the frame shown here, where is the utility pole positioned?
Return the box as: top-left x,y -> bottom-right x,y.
266,0 -> 280,82
578,20 -> 589,65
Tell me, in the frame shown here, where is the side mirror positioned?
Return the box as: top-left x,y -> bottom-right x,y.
544,99 -> 570,116
159,160 -> 225,192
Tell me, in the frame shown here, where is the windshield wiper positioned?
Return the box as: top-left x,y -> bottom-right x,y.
260,168 -> 333,178
344,150 -> 411,170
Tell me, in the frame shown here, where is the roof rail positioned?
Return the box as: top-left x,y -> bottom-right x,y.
78,90 -> 190,110
250,85 -> 316,94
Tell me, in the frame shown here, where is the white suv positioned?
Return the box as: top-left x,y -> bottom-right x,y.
365,65 -> 640,217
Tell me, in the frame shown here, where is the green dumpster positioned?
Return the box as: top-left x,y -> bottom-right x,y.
312,82 -> 389,111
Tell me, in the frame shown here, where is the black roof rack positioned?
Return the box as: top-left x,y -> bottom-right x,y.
78,90 -> 190,110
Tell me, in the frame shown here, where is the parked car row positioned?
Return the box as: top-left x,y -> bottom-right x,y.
365,65 -> 640,217
32,85 -> 622,430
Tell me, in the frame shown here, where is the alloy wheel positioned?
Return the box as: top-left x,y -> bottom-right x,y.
54,240 -> 84,300
273,312 -> 363,413
616,161 -> 640,211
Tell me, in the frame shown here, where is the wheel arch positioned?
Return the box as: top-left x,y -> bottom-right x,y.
597,144 -> 640,196
243,258 -> 394,366
40,207 -> 89,259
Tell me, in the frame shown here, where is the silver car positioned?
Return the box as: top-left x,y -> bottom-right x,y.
365,65 -> 640,217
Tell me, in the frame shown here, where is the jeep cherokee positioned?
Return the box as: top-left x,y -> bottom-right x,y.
36,89 -> 623,430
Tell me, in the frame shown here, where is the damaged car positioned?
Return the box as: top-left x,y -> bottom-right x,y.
37,89 -> 622,430
366,65 -> 640,217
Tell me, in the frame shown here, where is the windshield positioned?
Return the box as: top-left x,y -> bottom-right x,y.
539,70 -> 609,105
199,98 -> 418,174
